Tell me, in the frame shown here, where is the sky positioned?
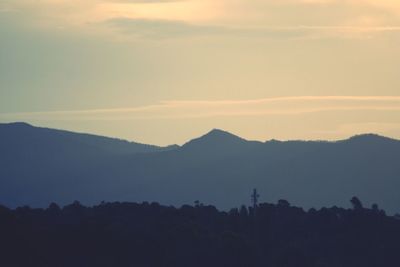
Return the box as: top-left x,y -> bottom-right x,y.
0,0 -> 400,145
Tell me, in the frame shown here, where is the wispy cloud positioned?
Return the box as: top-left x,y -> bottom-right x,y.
106,18 -> 400,39
1,96 -> 400,121
106,18 -> 230,38
4,0 -> 400,39
108,0 -> 186,2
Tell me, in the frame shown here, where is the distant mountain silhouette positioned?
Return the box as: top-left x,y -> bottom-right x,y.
181,129 -> 261,157
184,129 -> 247,148
1,122 -> 400,214
0,122 -> 178,155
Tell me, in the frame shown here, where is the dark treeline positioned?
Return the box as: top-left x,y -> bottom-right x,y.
1,197 -> 400,267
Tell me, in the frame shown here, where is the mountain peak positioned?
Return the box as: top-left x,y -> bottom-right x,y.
182,129 -> 246,149
195,128 -> 244,142
206,128 -> 239,138
346,133 -> 396,143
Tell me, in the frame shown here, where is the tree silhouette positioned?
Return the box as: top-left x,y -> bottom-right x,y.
278,199 -> 290,207
371,203 -> 379,213
350,196 -> 363,210
0,199 -> 399,267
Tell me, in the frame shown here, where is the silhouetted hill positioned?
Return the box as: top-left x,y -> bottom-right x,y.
1,122 -> 400,214
0,122 -> 178,155
183,129 -> 248,148
181,129 -> 262,157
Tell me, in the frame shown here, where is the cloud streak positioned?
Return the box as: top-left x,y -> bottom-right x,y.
106,18 -> 400,39
108,0 -> 186,2
1,96 -> 400,121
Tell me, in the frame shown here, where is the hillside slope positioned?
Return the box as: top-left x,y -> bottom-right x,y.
1,123 -> 399,214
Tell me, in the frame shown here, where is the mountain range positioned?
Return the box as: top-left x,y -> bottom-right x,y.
1,122 -> 400,214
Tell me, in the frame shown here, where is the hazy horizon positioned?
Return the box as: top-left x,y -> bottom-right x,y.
1,121 -> 398,146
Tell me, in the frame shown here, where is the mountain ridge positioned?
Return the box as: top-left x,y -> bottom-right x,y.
1,122 -> 400,213
2,122 -> 398,146
0,122 -> 178,154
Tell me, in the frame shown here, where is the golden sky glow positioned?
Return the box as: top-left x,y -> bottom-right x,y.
5,0 -> 400,29
1,0 -> 400,144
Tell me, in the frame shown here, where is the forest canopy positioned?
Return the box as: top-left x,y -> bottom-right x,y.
0,198 -> 399,267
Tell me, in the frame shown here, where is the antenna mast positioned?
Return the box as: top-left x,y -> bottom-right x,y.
251,188 -> 259,215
